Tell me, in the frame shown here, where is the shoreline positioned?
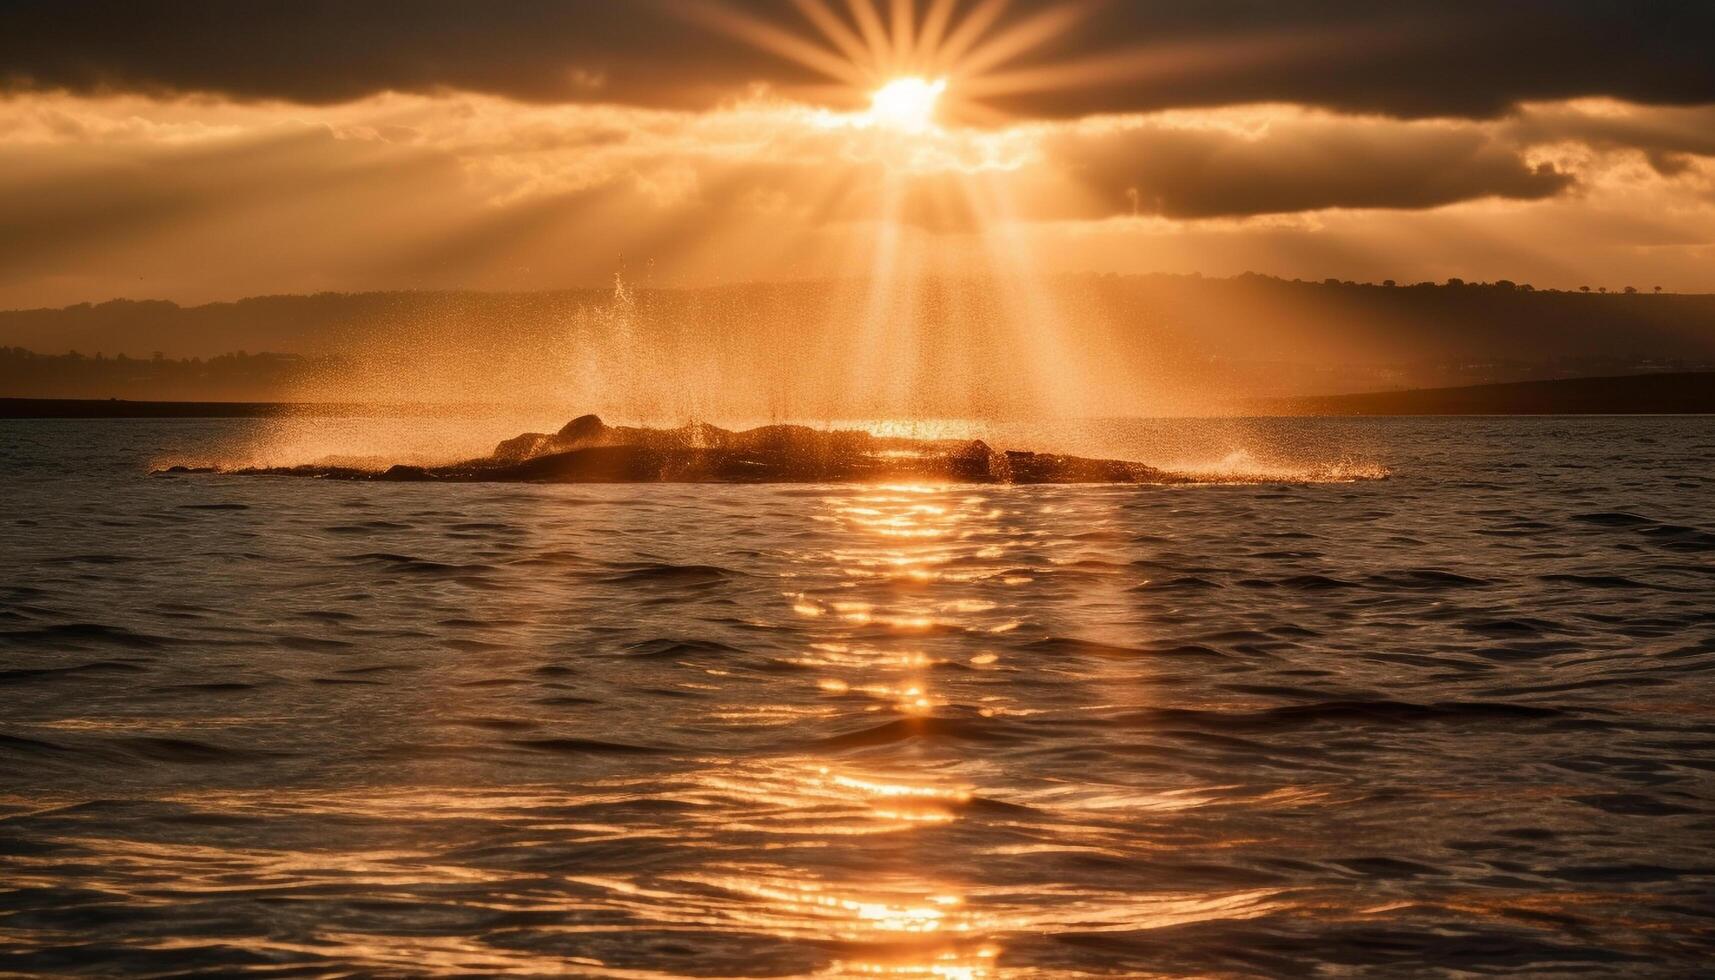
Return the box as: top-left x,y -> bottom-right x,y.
6,371 -> 1715,419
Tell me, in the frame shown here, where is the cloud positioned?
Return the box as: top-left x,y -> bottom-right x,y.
1503,101 -> 1715,176
1,1 -> 1711,120
986,2 -> 1715,120
1040,112 -> 1575,219
0,90 -> 1712,307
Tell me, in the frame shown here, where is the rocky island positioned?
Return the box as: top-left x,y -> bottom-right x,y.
191,414 -> 1201,484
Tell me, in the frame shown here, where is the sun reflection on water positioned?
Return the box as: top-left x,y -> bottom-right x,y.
757,482 -> 1025,972
746,479 -> 1293,975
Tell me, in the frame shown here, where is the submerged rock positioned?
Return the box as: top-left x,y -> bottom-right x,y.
220,415 -> 1196,485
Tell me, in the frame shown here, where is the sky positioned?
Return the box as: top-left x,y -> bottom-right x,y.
3,0 -> 1715,308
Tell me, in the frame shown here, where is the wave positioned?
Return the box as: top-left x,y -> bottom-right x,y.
506,737 -> 668,755
1115,699 -> 1569,731
1026,636 -> 1229,659
1363,569 -> 1492,589
814,716 -> 1025,749
1575,512 -> 1658,526
622,637 -> 745,659
111,736 -> 274,764
0,623 -> 171,649
601,563 -> 743,585
0,660 -> 148,685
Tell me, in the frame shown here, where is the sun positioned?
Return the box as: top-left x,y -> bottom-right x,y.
868,77 -> 947,132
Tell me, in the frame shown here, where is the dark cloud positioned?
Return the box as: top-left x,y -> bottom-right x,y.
1044,118 -> 1575,219
0,1 -> 757,108
1505,104 -> 1715,162
991,2 -> 1715,120
1,1 -> 1711,119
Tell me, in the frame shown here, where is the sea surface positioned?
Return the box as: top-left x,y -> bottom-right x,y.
2,417 -> 1713,977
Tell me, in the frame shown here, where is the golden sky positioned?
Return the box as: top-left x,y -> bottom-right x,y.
2,0 -> 1713,306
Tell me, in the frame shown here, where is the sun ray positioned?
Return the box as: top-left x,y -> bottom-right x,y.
788,0 -> 877,78
655,0 -> 1149,421
929,0 -> 1012,75
959,31 -> 1386,104
890,0 -> 918,70
915,0 -> 963,72
680,1 -> 869,89
950,2 -> 1089,81
843,0 -> 896,73
953,168 -> 1088,418
680,0 -> 1126,132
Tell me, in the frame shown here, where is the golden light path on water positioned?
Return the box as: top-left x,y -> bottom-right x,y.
787,486 -> 1011,976
719,482 -> 1281,977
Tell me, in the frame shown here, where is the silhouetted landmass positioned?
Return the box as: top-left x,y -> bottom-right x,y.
0,347 -> 335,402
203,414 -> 1207,485
3,276 -> 1714,406
1259,373 -> 1715,415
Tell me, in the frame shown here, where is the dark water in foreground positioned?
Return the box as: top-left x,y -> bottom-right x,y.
2,418 -> 1713,977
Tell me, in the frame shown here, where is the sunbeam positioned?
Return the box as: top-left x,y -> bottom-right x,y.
5,4 -> 1715,979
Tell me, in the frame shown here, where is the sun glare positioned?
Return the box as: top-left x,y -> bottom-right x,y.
869,77 -> 947,132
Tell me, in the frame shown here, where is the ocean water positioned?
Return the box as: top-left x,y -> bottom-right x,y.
2,417 -> 1713,977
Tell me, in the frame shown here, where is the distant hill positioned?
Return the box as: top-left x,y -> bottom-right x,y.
2,276 -> 1712,412
1258,373 -> 1715,415
0,397 -> 347,419
0,347 -> 333,403
8,371 -> 1711,418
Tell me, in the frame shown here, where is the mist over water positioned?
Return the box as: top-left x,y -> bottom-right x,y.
147,273 -> 1396,478
4,417 -> 1713,976
288,276 -> 1283,424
